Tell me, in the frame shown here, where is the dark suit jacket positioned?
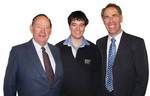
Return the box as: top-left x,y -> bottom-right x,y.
4,40 -> 63,96
56,40 -> 102,96
96,32 -> 149,96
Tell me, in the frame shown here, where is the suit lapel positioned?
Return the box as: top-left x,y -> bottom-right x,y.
48,44 -> 56,79
26,40 -> 47,79
113,32 -> 128,67
48,44 -> 61,81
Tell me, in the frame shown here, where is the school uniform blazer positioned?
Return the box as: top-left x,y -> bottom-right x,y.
56,40 -> 102,96
96,32 -> 149,96
4,40 -> 63,96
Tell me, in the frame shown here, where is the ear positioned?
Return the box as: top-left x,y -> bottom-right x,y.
120,15 -> 123,23
49,28 -> 52,36
30,25 -> 33,34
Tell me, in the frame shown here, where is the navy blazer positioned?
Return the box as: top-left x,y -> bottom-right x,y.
4,40 -> 63,96
96,32 -> 149,96
56,40 -> 102,96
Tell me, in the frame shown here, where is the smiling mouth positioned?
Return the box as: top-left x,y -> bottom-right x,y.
108,24 -> 115,28
38,34 -> 46,38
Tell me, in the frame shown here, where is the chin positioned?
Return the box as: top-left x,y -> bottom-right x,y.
75,36 -> 83,39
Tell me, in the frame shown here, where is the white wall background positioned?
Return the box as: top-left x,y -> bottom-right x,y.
0,0 -> 149,95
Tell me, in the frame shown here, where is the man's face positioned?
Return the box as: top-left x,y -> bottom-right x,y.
102,7 -> 122,36
69,20 -> 85,40
30,16 -> 51,46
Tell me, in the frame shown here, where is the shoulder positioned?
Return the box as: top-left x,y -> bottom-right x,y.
87,40 -> 95,46
125,33 -> 143,40
96,36 -> 108,45
85,40 -> 100,51
55,40 -> 65,48
11,40 -> 32,51
123,32 -> 145,44
96,36 -> 108,42
122,32 -> 146,52
48,43 -> 60,51
9,40 -> 32,58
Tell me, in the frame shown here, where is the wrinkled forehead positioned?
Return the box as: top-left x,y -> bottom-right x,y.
32,16 -> 52,27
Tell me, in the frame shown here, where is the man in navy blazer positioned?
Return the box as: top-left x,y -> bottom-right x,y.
96,3 -> 149,96
4,14 -> 63,96
56,11 -> 102,96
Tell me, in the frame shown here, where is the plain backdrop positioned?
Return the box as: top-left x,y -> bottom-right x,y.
0,0 -> 149,95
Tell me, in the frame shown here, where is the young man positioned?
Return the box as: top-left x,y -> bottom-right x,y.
56,11 -> 102,96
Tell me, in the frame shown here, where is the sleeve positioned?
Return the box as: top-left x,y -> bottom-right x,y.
4,47 -> 18,96
132,39 -> 149,96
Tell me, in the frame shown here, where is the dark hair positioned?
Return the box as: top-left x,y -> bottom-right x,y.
68,10 -> 89,26
101,3 -> 122,17
32,14 -> 52,27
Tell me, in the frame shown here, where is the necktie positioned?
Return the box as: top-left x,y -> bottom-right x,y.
105,38 -> 116,92
41,47 -> 54,80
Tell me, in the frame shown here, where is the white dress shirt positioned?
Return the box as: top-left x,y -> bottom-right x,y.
32,39 -> 56,73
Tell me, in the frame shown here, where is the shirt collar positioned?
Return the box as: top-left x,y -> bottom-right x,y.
32,39 -> 48,51
108,31 -> 123,43
63,36 -> 90,48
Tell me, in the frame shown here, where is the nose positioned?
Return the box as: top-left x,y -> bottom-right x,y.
108,17 -> 114,22
39,27 -> 46,35
42,28 -> 45,31
40,26 -> 46,32
76,25 -> 81,31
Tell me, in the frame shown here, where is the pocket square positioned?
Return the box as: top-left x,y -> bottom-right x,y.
84,59 -> 91,64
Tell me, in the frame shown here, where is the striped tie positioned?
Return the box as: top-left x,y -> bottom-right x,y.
42,47 -> 54,80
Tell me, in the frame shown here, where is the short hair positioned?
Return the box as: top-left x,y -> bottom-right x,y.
31,14 -> 52,27
68,10 -> 89,26
101,3 -> 122,17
